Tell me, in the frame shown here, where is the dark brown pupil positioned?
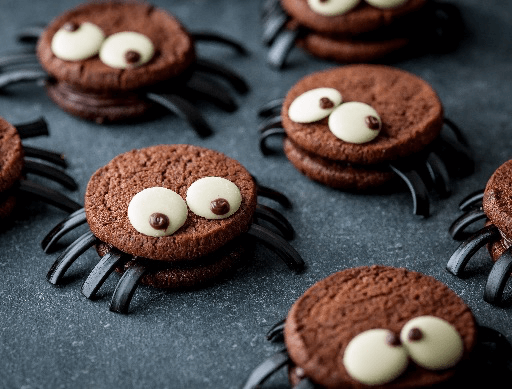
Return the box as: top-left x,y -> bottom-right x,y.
63,22 -> 79,32
408,327 -> 423,341
210,198 -> 230,215
149,213 -> 169,230
125,50 -> 141,64
386,332 -> 402,347
319,97 -> 334,109
365,115 -> 381,130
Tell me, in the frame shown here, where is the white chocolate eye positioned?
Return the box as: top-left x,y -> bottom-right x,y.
51,22 -> 105,61
288,88 -> 343,123
127,187 -> 187,237
99,31 -> 155,69
400,316 -> 464,370
307,0 -> 360,16
328,101 -> 382,144
343,329 -> 409,385
186,177 -> 242,220
365,0 -> 407,9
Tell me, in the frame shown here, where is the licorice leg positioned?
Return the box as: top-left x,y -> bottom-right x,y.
443,117 -> 470,148
258,98 -> 284,118
41,208 -> 87,253
267,28 -> 300,69
425,152 -> 451,197
261,0 -> 281,18
191,32 -> 248,56
484,247 -> 512,305
0,52 -> 38,68
17,180 -> 82,213
474,326 -> 512,369
255,204 -> 294,240
446,225 -> 501,276
262,6 -> 288,45
459,189 -> 484,211
82,248 -> 128,299
109,264 -> 147,314
257,184 -> 292,209
47,230 -> 98,285
247,224 -> 304,272
194,59 -> 249,94
0,69 -> 47,89
266,318 -> 286,342
16,25 -> 45,44
389,163 -> 430,217
15,117 -> 48,139
448,207 -> 487,241
146,92 -> 213,138
184,76 -> 237,112
23,146 -> 67,168
260,128 -> 285,156
241,349 -> 290,389
23,160 -> 78,190
258,115 -> 282,133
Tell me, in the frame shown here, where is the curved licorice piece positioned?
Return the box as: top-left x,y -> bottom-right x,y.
194,59 -> 249,94
184,75 -> 237,112
446,225 -> 501,276
15,117 -> 48,139
258,98 -> 284,118
448,207 -> 487,241
191,32 -> 248,57
17,25 -> 45,44
266,318 -> 286,342
425,151 -> 451,197
259,115 -> 282,133
109,263 -> 147,314
255,204 -> 294,240
247,224 -> 304,272
0,69 -> 47,89
443,117 -> 470,148
262,3 -> 288,45
256,184 -> 292,209
41,208 -> 87,253
459,189 -> 485,211
260,127 -> 286,156
47,230 -> 98,285
424,1 -> 464,54
82,248 -> 129,299
17,179 -> 82,213
484,247 -> 512,305
474,326 -> 512,372
389,163 -> 430,217
146,92 -> 213,138
293,378 -> 316,389
267,28 -> 300,69
0,52 -> 38,68
23,160 -> 78,190
23,146 -> 67,168
241,349 -> 290,389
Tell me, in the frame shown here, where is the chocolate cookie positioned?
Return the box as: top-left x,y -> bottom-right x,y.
43,144 -> 304,313
259,64 -> 473,216
242,266 -> 512,388
0,1 -> 249,137
448,159 -> 512,305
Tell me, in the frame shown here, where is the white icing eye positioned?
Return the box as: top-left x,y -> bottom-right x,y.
288,88 -> 343,123
328,101 -> 382,144
307,0 -> 360,16
400,316 -> 464,370
365,0 -> 408,9
99,31 -> 155,69
186,177 -> 242,220
127,187 -> 187,237
343,329 -> 409,385
51,22 -> 105,61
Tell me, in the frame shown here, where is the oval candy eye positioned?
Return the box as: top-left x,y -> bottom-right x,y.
343,329 -> 409,385
328,101 -> 382,143
127,187 -> 187,237
51,22 -> 105,61
365,0 -> 408,9
99,31 -> 155,69
288,87 -> 343,123
186,177 -> 242,220
400,316 -> 464,370
307,0 -> 360,16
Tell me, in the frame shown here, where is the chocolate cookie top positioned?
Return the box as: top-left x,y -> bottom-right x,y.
0,117 -> 24,193
282,65 -> 443,164
483,159 -> 512,240
85,144 -> 257,261
280,0 -> 426,36
284,266 -> 476,388
37,2 -> 195,92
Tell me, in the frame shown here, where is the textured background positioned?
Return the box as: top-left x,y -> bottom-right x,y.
0,1 -> 511,388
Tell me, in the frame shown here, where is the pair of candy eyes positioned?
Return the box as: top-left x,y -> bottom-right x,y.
288,87 -> 382,144
127,177 -> 242,238
343,315 -> 464,386
308,0 -> 408,16
51,22 -> 154,69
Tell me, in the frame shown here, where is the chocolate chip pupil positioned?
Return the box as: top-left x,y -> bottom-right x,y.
319,97 -> 334,110
408,327 -> 423,341
386,332 -> 402,347
365,115 -> 381,130
63,22 -> 79,32
210,198 -> 230,215
125,50 -> 141,64
149,213 -> 169,230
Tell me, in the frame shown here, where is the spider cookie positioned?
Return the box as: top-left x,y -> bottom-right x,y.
242,266 -> 512,388
0,116 -> 79,223
262,0 -> 463,68
0,1 -> 249,137
259,64 -> 473,217
448,159 -> 512,306
42,144 -> 304,314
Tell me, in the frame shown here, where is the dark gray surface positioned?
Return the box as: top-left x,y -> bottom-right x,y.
0,0 -> 511,388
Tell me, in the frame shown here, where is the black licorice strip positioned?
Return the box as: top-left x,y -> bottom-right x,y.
255,204 -> 294,240
41,208 -> 87,253
484,247 -> 512,305
82,248 -> 127,299
425,151 -> 451,197
23,160 -> 78,190
267,28 -> 300,69
23,146 -> 67,168
15,118 -> 48,139
256,183 -> 291,209
389,163 -> 430,217
191,32 -> 249,57
17,180 -> 81,213
449,207 -> 487,241
184,76 -> 237,112
266,318 -> 286,342
194,59 -> 249,94
241,349 -> 290,389
258,98 -> 284,118
0,69 -> 47,89
459,189 -> 485,211
109,264 -> 147,314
